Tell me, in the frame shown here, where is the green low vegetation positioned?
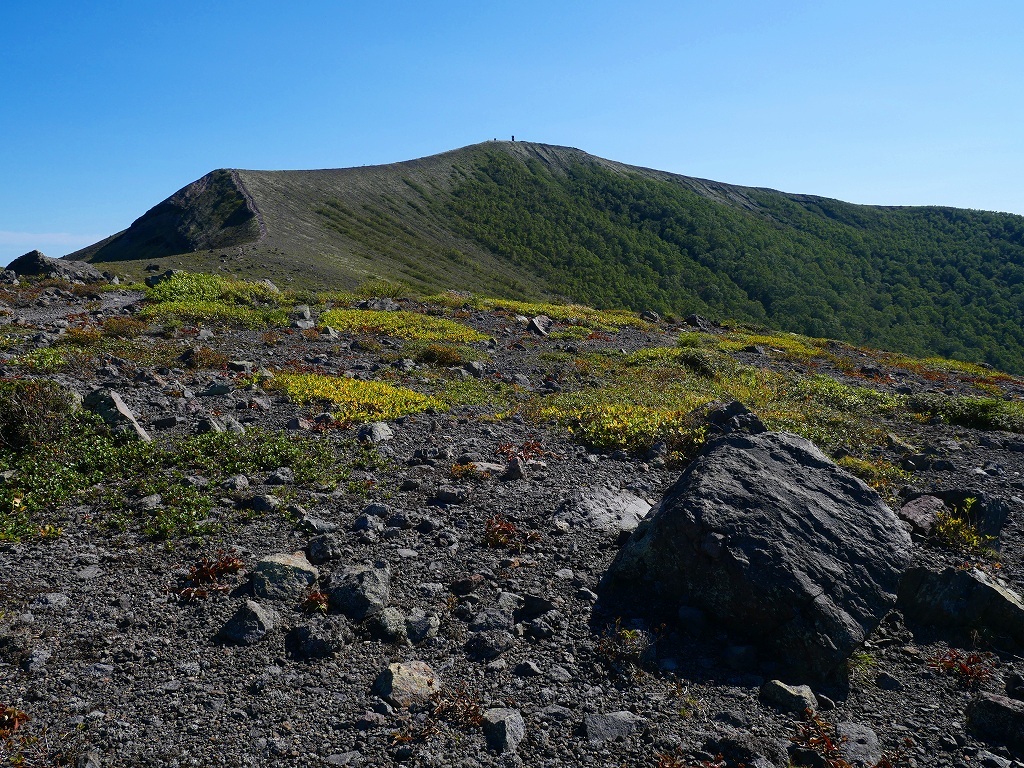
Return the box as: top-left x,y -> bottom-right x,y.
0,378 -> 345,541
138,271 -> 292,328
319,308 -> 487,341
908,393 -> 1024,432
265,372 -> 442,423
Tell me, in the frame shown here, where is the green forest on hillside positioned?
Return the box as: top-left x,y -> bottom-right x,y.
440,150 -> 1024,372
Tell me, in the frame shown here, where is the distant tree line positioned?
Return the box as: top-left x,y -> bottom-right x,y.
437,150 -> 1024,372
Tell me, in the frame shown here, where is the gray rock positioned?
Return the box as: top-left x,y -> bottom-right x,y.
837,722 -> 881,766
196,415 -> 224,434
328,561 -> 391,620
528,315 -> 553,336
584,711 -> 646,744
482,708 -> 526,752
601,431 -> 911,679
8,250 -> 104,282
502,457 -> 527,481
899,567 -> 1024,646
469,608 -> 514,633
898,495 -> 945,535
759,679 -> 817,714
251,552 -> 319,601
875,671 -> 903,691
371,607 -> 408,642
326,752 -> 363,766
201,380 -> 232,396
372,661 -> 442,708
968,693 -> 1024,749
465,630 -> 516,660
219,600 -> 278,645
221,415 -> 246,434
266,466 -> 294,485
285,621 -> 346,660
405,609 -> 440,644
358,421 -> 394,443
223,474 -> 249,491
248,494 -> 282,512
297,514 -> 338,534
83,388 -> 151,442
307,533 -> 343,564
434,485 -> 468,505
22,647 -> 51,674
1006,672 -> 1024,700
29,593 -> 70,611
76,751 -> 103,768
554,487 -> 651,534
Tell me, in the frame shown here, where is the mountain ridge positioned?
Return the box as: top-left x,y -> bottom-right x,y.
66,141 -> 1024,372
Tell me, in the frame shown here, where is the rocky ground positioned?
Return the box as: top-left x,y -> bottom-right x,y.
3,265 -> 1024,768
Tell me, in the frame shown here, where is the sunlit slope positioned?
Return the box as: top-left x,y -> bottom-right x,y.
69,141 -> 1024,371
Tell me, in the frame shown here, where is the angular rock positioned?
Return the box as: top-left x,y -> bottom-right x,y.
8,250 -> 104,282
219,600 -> 278,645
196,415 -> 223,434
433,485 -> 468,505
248,494 -> 282,512
358,421 -> 394,443
898,495 -> 945,536
584,711 -> 646,744
528,315 -> 553,336
285,621 -> 346,660
899,566 -> 1024,646
83,388 -> 151,442
601,431 -> 912,679
465,630 -> 516,660
967,693 -> 1024,749
251,552 -> 319,601
405,609 -> 440,644
759,679 -> 817,714
554,487 -> 651,534
371,607 -> 408,642
690,400 -> 766,437
502,457 -> 527,480
837,722 -> 881,766
469,607 -> 514,633
328,561 -> 391,620
307,533 -> 343,565
372,661 -> 442,708
266,466 -> 294,485
482,708 -> 526,753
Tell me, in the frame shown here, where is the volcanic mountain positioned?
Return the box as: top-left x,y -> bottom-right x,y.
68,141 -> 1024,372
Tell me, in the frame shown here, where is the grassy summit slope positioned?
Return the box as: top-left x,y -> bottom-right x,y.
68,141 -> 1024,371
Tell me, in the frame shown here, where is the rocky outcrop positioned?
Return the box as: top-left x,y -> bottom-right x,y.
600,431 -> 912,679
899,566 -> 1024,646
7,250 -> 105,282
554,487 -> 651,534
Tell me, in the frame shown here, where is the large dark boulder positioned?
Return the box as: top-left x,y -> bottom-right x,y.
600,431 -> 912,679
7,250 -> 105,282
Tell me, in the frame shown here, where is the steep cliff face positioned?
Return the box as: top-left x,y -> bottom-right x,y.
77,169 -> 262,262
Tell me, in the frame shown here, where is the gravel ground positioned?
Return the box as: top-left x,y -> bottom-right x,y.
2,281 -> 1024,768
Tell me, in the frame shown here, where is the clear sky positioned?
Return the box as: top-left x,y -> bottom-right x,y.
3,1 -> 1024,266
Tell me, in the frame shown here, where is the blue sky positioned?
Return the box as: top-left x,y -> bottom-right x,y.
3,1 -> 1024,266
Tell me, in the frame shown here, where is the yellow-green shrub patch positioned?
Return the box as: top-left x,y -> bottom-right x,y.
266,372 -> 441,423
138,300 -> 289,328
319,309 -> 486,342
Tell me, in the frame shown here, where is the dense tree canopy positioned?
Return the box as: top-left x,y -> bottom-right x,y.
440,151 -> 1024,372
